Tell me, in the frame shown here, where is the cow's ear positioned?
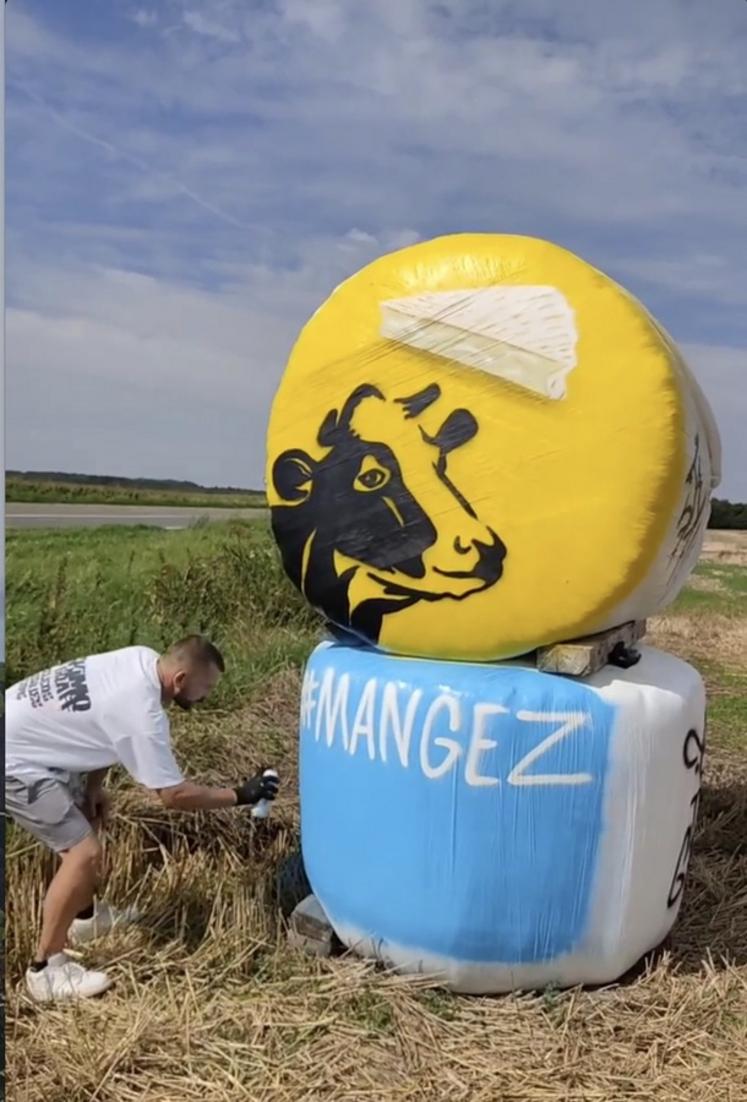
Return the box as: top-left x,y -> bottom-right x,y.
317,408 -> 339,447
273,450 -> 316,503
433,409 -> 478,453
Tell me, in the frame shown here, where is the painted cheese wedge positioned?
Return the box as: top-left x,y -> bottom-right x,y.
379,285 -> 577,399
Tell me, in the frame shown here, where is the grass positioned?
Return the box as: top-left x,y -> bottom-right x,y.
4,521 -> 317,707
669,561 -> 747,616
707,667 -> 747,750
4,528 -> 747,1102
6,476 -> 267,510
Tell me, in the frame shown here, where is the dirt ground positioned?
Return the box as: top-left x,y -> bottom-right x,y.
701,529 -> 747,565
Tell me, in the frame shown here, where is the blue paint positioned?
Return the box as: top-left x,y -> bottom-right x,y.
299,642 -> 616,964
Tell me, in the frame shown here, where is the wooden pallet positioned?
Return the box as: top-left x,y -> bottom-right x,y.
535,620 -> 647,678
288,895 -> 335,958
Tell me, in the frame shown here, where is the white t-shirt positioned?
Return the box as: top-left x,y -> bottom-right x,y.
5,645 -> 185,789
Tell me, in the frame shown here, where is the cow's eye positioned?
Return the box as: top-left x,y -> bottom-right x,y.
355,459 -> 390,492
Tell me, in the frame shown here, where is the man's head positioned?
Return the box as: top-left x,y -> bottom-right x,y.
158,635 -> 225,711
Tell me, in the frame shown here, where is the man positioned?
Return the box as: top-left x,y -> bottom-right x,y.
5,635 -> 279,1004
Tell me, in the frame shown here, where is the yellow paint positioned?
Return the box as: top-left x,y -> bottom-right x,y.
267,234 -> 688,661
382,496 -> 405,527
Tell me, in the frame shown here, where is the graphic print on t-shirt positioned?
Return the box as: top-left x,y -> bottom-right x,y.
14,660 -> 92,713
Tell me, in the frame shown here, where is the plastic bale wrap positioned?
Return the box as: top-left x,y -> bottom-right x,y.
297,641 -> 706,993
266,233 -> 720,662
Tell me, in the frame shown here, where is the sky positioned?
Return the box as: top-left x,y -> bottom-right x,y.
4,0 -> 747,498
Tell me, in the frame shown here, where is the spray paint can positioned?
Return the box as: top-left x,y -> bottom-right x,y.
251,768 -> 279,820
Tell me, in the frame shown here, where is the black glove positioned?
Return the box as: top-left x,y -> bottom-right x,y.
234,769 -> 279,807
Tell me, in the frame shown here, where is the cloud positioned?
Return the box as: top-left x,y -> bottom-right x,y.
7,248 -> 744,501
4,0 -> 746,495
181,9 -> 240,45
5,230 -> 419,487
613,255 -> 747,310
680,343 -> 746,501
129,9 -> 158,29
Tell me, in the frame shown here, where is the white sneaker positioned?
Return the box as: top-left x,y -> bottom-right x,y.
69,901 -> 140,945
26,953 -> 112,1003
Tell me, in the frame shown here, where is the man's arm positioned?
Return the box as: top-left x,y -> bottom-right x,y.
108,703 -> 279,813
155,781 -> 238,811
154,771 -> 279,812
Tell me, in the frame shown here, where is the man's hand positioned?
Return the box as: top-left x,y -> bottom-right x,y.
84,786 -> 111,829
234,769 -> 280,807
155,769 -> 279,813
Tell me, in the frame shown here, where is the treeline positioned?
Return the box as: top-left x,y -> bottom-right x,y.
7,470 -> 262,496
709,499 -> 747,530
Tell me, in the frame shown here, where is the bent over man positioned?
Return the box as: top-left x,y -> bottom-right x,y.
5,635 -> 279,1003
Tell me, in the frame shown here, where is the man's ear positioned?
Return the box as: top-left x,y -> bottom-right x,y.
272,450 -> 316,503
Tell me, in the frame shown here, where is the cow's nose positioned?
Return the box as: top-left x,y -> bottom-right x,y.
454,517 -> 496,555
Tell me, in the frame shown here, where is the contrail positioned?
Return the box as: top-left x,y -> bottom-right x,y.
14,81 -> 253,231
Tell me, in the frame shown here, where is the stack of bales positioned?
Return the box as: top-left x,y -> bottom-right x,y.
266,234 -> 721,993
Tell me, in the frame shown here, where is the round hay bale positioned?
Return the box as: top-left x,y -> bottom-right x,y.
267,234 -> 720,661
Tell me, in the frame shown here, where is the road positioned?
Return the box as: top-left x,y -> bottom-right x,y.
6,506 -> 745,562
6,502 -> 269,530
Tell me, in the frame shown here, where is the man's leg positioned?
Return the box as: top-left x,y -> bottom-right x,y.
69,772 -> 97,921
5,775 -> 112,1000
64,772 -> 141,944
35,833 -> 101,961
5,776 -> 100,960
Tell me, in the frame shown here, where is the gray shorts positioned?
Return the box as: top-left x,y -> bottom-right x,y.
5,773 -> 94,854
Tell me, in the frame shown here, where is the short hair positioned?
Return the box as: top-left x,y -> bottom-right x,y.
166,635 -> 225,673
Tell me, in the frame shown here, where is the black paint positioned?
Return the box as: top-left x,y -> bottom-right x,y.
666,725 -> 706,909
669,433 -> 708,579
271,382 -> 506,642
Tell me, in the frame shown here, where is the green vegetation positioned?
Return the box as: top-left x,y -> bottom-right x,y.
709,498 -> 747,529
706,665 -> 747,750
653,561 -> 746,751
6,529 -> 745,749
6,473 -> 267,509
5,520 -> 317,705
668,561 -> 747,617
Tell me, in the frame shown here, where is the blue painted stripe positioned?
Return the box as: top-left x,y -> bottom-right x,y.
300,643 -> 615,964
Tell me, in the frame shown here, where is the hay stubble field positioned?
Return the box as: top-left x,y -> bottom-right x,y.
4,523 -> 747,1102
